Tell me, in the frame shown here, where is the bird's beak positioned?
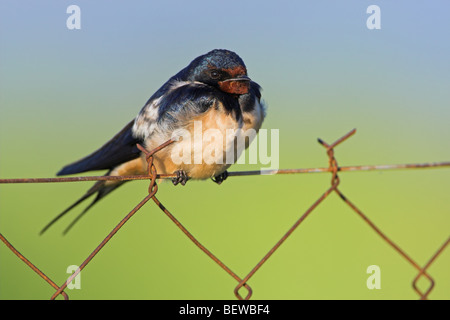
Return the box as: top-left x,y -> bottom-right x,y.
223,75 -> 251,82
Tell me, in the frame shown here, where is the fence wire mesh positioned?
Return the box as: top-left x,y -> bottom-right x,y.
0,129 -> 449,300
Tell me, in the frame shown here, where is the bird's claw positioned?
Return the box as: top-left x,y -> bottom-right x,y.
211,171 -> 228,185
172,170 -> 189,186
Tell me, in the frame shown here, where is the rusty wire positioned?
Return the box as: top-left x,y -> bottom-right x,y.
0,233 -> 69,300
1,162 -> 449,184
0,128 -> 449,300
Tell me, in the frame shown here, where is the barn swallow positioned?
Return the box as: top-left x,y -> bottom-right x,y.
41,49 -> 265,234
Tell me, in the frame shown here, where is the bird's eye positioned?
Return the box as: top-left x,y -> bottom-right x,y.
210,70 -> 220,79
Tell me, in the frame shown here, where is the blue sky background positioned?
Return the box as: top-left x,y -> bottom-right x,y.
1,1 -> 449,166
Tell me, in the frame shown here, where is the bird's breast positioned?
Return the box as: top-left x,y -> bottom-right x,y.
147,104 -> 245,179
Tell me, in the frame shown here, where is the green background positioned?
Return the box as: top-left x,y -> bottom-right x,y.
1,1 -> 449,300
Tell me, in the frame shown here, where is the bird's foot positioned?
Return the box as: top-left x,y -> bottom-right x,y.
211,171 -> 228,185
172,170 -> 189,186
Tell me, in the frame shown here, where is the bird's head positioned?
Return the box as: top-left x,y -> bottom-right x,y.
186,49 -> 251,95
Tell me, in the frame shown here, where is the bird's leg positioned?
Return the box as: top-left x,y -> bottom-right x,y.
172,170 -> 189,186
211,170 -> 228,185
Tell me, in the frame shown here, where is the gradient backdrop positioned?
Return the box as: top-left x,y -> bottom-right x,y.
1,1 -> 449,300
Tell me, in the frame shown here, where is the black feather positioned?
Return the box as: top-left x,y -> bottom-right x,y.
40,175 -> 126,235
57,120 -> 142,176
156,82 -> 241,127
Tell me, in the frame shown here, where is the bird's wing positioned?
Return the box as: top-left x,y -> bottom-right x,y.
57,120 -> 142,176
134,81 -> 240,137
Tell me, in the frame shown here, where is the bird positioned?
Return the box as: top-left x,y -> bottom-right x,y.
41,49 -> 266,234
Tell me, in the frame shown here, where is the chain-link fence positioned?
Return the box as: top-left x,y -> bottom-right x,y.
1,129 -> 449,300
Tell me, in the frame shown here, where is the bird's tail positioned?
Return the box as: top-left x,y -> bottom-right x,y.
40,174 -> 126,235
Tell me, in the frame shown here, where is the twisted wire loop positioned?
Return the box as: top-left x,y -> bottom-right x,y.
335,189 -> 438,299
412,237 -> 450,300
